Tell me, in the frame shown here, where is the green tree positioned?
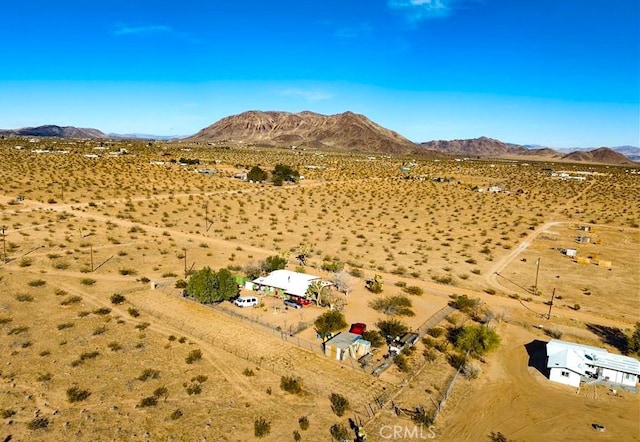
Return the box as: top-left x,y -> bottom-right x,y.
262,255 -> 287,273
314,310 -> 347,342
187,267 -> 218,303
272,164 -> 299,186
187,267 -> 237,303
450,324 -> 500,357
376,318 -> 409,341
247,166 -> 267,182
216,268 -> 238,300
306,279 -> 330,306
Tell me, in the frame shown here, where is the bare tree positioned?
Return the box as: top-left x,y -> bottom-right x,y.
331,270 -> 353,296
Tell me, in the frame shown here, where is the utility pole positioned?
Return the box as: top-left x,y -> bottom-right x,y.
533,257 -> 541,296
90,245 -> 94,272
1,226 -> 6,264
547,288 -> 556,320
203,202 -> 208,232
183,249 -> 187,279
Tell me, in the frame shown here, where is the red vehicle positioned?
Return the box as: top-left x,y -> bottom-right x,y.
349,323 -> 367,335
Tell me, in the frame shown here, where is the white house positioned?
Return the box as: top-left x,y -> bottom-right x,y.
248,269 -> 331,299
546,339 -> 640,388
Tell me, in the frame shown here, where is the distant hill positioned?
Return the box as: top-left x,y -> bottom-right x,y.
419,136 -> 526,156
186,110 -> 433,155
560,147 -> 635,165
0,125 -> 107,139
109,133 -> 185,141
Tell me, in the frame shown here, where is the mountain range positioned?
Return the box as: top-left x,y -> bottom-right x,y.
1,113 -> 637,165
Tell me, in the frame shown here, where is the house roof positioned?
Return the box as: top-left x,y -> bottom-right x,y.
547,348 -> 587,375
325,332 -> 365,350
252,269 -> 326,298
547,339 -> 640,376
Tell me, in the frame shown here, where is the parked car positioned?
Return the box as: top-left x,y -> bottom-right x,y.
349,323 -> 367,335
234,296 -> 258,308
283,298 -> 302,309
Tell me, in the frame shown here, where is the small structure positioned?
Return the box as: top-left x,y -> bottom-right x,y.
324,332 -> 371,361
578,225 -> 591,232
195,168 -> 217,175
561,248 -> 577,257
248,269 -> 331,299
546,339 -> 640,389
575,236 -> 591,244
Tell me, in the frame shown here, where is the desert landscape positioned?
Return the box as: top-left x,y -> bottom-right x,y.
0,130 -> 638,442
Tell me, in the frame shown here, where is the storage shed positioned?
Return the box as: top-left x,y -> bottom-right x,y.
324,332 -> 371,361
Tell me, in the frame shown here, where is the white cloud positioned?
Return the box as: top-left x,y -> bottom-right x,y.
113,24 -> 173,36
279,88 -> 333,101
388,0 -> 462,21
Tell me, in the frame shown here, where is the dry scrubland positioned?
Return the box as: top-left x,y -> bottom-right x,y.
0,138 -> 638,441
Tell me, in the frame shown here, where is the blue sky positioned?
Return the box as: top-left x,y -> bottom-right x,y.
1,0 -> 638,147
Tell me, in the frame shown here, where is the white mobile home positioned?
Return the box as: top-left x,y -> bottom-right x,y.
546,339 -> 640,389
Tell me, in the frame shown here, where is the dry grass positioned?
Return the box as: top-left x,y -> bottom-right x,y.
0,138 -> 638,440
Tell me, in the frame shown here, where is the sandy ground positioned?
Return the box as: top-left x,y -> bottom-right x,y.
1,139 -> 639,441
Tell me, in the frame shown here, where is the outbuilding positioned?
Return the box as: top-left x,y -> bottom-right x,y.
324,332 -> 371,361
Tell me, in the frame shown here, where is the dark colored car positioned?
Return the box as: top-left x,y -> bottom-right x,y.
284,298 -> 302,309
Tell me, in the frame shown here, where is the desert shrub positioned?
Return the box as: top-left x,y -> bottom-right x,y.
185,382 -> 202,395
254,417 -> 271,438
0,316 -> 12,325
394,354 -> 410,372
448,294 -> 480,314
175,279 -> 187,289
37,373 -> 52,382
185,349 -> 203,364
298,416 -> 309,430
8,325 -> 29,335
108,342 -> 123,351
191,375 -> 208,383
431,274 -> 453,284
489,431 -> 513,442
127,307 -> 140,318
66,386 -> 91,402
369,295 -> 414,316
412,406 -> 435,426
110,293 -> 126,304
242,368 -> 255,377
53,261 -> 70,270
137,368 -> 160,381
1,409 -> 16,418
403,285 -> 424,296
293,430 -> 302,441
119,268 -> 136,276
80,278 -> 96,286
28,279 -> 46,287
93,307 -> 111,315
427,327 -> 445,338
135,322 -> 150,331
422,336 -> 436,348
170,409 -> 183,420
60,295 -> 82,306
57,322 -> 74,330
329,393 -> 350,417
27,416 -> 49,430
138,396 -> 158,407
162,272 -> 177,278
573,304 -> 581,311
93,325 -> 107,336
280,376 -> 303,394
349,268 -> 364,278
423,349 -> 437,362
54,289 -> 68,296
545,329 -> 563,339
329,423 -> 350,441
18,257 -> 33,267
447,352 -> 468,369
15,293 -> 34,302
